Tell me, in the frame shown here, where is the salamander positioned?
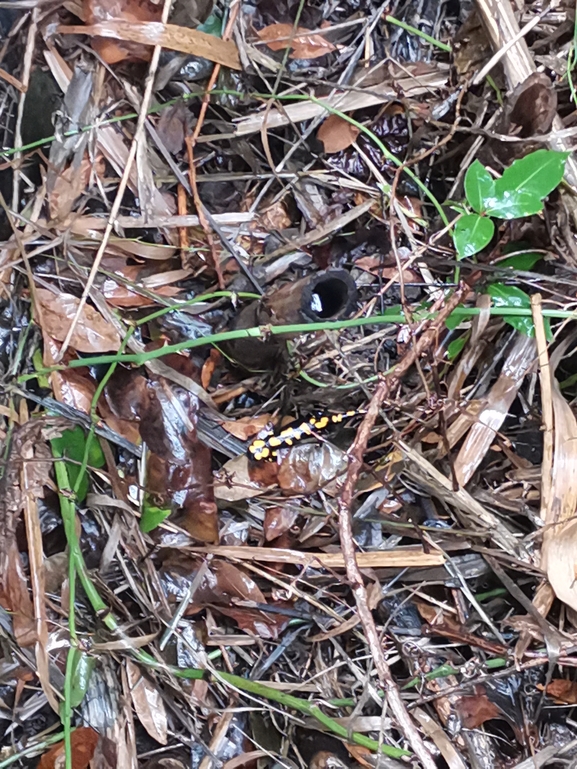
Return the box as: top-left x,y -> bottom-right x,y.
247,409 -> 365,461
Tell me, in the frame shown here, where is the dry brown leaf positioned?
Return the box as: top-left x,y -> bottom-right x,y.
1,542 -> 36,647
35,288 -> 121,353
126,659 -> 168,745
48,155 -> 100,222
541,679 -> 577,704
317,114 -> 360,153
84,0 -> 161,63
221,414 -> 273,441
215,455 -> 276,502
60,20 -> 241,69
257,23 -> 336,59
453,335 -> 536,486
540,351 -> 577,614
37,726 -> 99,769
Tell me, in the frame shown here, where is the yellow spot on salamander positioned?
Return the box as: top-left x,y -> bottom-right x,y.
268,436 -> 282,447
284,438 -> 293,446
313,416 -> 329,429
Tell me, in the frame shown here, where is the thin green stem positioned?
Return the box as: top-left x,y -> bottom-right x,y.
385,15 -> 452,53
0,731 -> 68,769
51,468 -> 410,758
20,304 -> 577,380
53,456 -> 77,769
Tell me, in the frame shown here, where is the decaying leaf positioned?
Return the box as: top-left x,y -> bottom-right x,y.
452,335 -> 536,486
257,23 -> 336,59
317,114 -> 360,154
541,679 -> 577,704
37,726 -> 99,769
35,288 -> 121,353
126,659 -> 168,745
83,0 -> 163,63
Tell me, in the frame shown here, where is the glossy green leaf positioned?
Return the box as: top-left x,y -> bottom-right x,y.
485,149 -> 569,219
453,214 -> 494,258
51,427 -> 105,503
446,308 -> 474,330
486,282 -> 543,337
498,251 -> 543,270
141,495 -> 171,533
446,334 -> 469,361
464,160 -> 495,214
484,191 -> 544,220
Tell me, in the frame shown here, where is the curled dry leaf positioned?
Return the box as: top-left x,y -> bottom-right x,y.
35,288 -> 121,353
126,659 -> 168,746
257,22 -> 336,59
317,114 -> 360,154
541,369 -> 577,614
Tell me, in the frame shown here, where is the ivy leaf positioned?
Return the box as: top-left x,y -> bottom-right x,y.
486,282 -> 551,338
446,309 -> 475,330
447,334 -> 469,361
51,427 -> 105,503
141,495 -> 171,533
485,149 -> 569,220
484,191 -> 544,220
454,214 -> 494,258
498,251 -> 543,270
464,160 -> 495,214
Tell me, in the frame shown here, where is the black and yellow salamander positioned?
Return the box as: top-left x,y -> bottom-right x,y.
247,409 -> 366,462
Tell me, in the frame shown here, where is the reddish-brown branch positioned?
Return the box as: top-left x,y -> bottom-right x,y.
337,285 -> 467,769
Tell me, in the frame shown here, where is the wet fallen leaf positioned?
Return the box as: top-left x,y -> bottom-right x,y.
263,505 -> 300,542
126,659 -> 168,745
257,23 -> 336,59
35,288 -> 121,353
317,114 -> 360,154
215,454 -> 277,502
276,443 -> 348,495
38,727 -> 99,769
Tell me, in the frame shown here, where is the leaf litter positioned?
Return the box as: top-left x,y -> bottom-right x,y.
4,1 -> 577,768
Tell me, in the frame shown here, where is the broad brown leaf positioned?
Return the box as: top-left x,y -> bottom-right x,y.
38,727 -> 99,769
317,114 -> 360,154
257,23 -> 336,59
35,288 -> 121,353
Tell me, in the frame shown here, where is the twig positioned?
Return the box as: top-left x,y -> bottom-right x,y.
336,284 -> 468,769
56,0 -> 174,360
185,0 -> 241,290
